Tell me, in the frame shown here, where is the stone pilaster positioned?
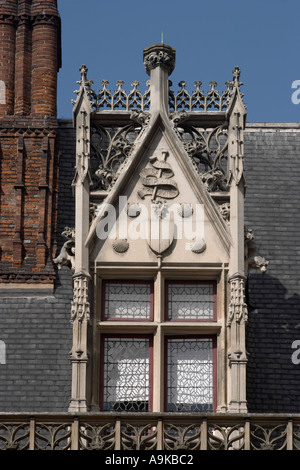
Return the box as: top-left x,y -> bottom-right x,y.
68,272 -> 91,412
68,63 -> 93,412
227,275 -> 248,413
226,66 -> 248,412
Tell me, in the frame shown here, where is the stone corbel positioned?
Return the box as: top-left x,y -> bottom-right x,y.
169,110 -> 189,127
130,109 -> 150,127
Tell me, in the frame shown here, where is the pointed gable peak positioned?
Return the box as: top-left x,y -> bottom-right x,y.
71,44 -> 247,255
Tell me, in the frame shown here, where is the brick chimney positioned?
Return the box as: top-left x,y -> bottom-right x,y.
0,0 -> 61,286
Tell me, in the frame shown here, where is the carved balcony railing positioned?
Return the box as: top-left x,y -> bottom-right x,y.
1,413 -> 300,450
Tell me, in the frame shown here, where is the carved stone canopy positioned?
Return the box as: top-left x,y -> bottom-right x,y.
143,43 -> 176,76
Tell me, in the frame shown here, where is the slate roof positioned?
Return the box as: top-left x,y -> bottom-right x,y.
244,123 -> 300,412
1,120 -> 300,413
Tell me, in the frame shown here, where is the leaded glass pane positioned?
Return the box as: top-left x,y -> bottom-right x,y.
104,282 -> 151,319
103,337 -> 150,412
167,283 -> 214,320
167,338 -> 213,412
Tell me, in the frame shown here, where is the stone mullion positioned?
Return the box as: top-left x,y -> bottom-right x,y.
89,272 -> 101,412
216,269 -> 228,413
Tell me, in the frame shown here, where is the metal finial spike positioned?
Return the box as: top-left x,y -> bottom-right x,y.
161,32 -> 164,44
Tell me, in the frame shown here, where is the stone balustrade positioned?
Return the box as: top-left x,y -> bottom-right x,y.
0,413 -> 299,450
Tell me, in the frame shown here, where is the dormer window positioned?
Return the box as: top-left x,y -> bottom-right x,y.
69,42 -> 249,414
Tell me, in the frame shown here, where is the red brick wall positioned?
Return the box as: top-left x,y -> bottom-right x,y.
0,0 -> 61,284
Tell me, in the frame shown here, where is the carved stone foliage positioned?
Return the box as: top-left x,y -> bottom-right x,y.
228,276 -> 248,326
53,227 -> 75,271
250,424 -> 287,451
143,45 -> 176,76
164,424 -> 201,450
79,423 -> 115,450
71,274 -> 90,323
90,123 -> 141,191
173,122 -> 228,192
122,424 -> 157,450
208,424 -> 245,450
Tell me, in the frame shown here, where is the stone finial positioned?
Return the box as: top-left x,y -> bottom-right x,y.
143,43 -> 176,76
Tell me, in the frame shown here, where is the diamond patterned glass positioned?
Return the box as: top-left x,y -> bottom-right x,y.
167,338 -> 214,412
167,283 -> 214,320
103,282 -> 152,320
102,337 -> 150,412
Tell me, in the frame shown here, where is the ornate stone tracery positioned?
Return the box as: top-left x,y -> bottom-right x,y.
90,123 -> 141,191
174,123 -> 228,192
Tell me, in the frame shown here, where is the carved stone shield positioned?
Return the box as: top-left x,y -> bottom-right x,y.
147,203 -> 174,255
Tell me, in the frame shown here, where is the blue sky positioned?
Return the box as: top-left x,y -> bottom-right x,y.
57,0 -> 300,123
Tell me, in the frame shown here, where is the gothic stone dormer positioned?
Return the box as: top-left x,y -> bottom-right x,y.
66,43 -> 249,414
